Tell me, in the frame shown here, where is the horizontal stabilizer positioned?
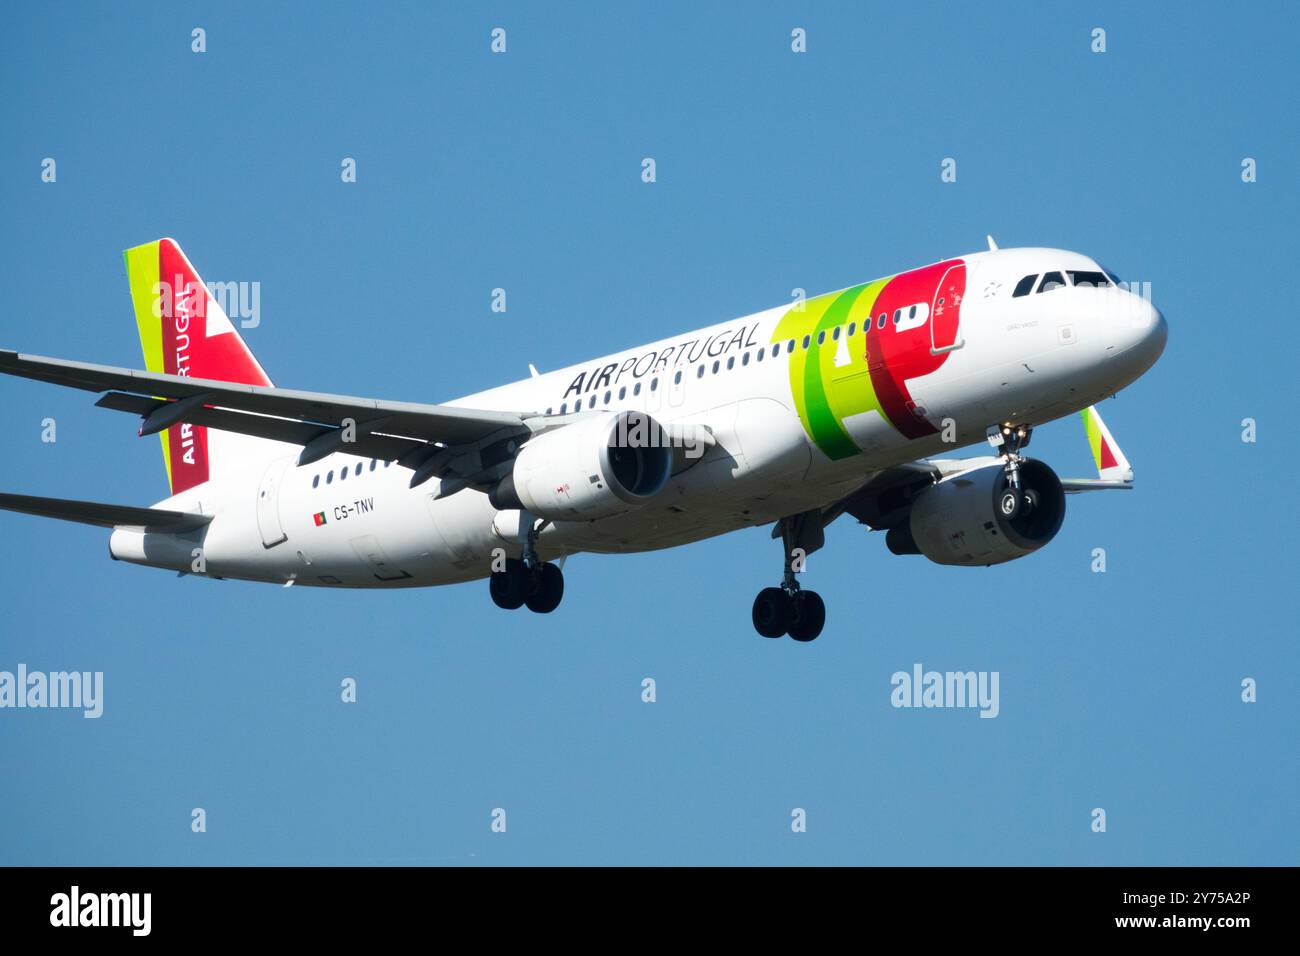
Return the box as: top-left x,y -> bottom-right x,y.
0,492 -> 212,533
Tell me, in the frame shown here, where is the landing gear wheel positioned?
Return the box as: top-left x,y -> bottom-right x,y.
525,563 -> 564,614
489,558 -> 528,610
752,587 -> 793,638
787,590 -> 826,642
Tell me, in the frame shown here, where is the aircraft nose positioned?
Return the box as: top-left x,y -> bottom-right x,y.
1112,289 -> 1167,370
1148,306 -> 1169,361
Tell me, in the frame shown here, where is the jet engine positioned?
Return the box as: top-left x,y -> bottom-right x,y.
885,459 -> 1066,567
489,411 -> 673,520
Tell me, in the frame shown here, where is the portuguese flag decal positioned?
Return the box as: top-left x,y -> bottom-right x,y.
313,511 -> 327,527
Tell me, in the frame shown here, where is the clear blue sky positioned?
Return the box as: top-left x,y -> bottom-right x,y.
1,1 -> 1296,865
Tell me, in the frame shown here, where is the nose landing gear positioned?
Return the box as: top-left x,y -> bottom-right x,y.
752,511 -> 827,642
987,423 -> 1036,520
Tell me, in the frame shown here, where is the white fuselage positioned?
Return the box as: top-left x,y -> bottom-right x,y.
108,247 -> 1166,587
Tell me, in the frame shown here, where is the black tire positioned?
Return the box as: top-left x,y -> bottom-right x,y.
788,590 -> 826,642
752,587 -> 792,638
489,558 -> 527,610
525,563 -> 564,614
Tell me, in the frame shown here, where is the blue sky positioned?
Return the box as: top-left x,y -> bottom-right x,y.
1,1 -> 1296,865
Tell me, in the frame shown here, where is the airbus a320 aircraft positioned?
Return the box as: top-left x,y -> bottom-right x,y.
0,238 -> 1166,641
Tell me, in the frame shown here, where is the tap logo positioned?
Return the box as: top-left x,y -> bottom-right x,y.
775,259 -> 967,458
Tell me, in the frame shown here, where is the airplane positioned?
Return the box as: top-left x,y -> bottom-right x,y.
0,237 -> 1166,642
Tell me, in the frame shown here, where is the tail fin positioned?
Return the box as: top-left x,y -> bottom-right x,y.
1080,405 -> 1133,482
124,238 -> 277,496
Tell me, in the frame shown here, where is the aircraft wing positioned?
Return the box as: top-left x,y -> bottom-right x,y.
0,492 -> 212,533
0,349 -> 531,469
1060,405 -> 1133,493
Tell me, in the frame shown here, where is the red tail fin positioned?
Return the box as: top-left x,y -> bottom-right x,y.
125,238 -> 273,495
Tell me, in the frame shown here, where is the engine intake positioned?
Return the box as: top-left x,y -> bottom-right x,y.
896,459 -> 1066,567
490,411 -> 672,520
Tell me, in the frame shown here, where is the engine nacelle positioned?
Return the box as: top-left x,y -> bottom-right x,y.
490,411 -> 672,521
889,459 -> 1066,567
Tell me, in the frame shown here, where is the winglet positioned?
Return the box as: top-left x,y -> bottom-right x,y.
1080,405 -> 1133,482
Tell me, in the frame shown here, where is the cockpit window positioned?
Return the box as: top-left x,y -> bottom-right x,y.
1037,271 -> 1066,293
1068,270 -> 1111,288
1097,263 -> 1122,285
1012,274 -> 1038,297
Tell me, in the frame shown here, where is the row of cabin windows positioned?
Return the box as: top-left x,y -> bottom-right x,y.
540,307 -> 937,414
1011,270 -> 1114,298
311,457 -> 392,488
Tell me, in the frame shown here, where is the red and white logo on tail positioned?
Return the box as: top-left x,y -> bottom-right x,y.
125,238 -> 275,495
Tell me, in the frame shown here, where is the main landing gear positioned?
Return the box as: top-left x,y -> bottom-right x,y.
752,512 -> 826,642
489,519 -> 564,613
987,422 -> 1037,520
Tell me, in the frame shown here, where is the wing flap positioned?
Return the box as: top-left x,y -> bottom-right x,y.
0,492 -> 212,533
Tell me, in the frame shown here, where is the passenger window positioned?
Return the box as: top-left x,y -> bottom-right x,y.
712,360 -> 720,374
742,352 -> 750,365
650,378 -> 658,391
369,459 -> 376,472
618,386 -> 626,400
832,326 -> 841,341
1037,271 -> 1066,293
674,370 -> 682,384
560,402 -> 567,413
697,365 -> 705,378
816,330 -> 825,345
786,340 -> 795,354
1068,270 -> 1110,288
340,467 -> 347,482
726,356 -> 734,370
848,322 -> 856,337
355,463 -> 362,476
327,471 -> 333,483
877,313 -> 886,329
312,475 -> 320,488
1012,274 -> 1038,297
603,391 -> 611,404
633,382 -> 641,396
801,335 -> 810,349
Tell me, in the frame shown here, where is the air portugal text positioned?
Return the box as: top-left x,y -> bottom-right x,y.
559,321 -> 763,401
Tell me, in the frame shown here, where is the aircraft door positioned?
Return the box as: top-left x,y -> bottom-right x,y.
646,372 -> 664,414
930,263 -> 966,354
255,457 -> 292,548
349,534 -> 412,581
668,367 -> 686,407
